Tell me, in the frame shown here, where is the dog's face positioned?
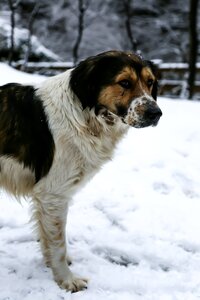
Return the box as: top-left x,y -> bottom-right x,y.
70,51 -> 162,128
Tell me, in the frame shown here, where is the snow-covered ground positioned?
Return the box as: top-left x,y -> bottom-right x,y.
0,64 -> 200,300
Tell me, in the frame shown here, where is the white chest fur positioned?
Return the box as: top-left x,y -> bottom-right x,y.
34,70 -> 128,197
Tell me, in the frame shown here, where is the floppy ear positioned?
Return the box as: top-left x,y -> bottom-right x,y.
70,53 -> 126,110
70,56 -> 102,110
145,60 -> 160,101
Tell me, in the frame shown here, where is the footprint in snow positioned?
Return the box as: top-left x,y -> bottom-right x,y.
153,182 -> 171,195
93,246 -> 139,267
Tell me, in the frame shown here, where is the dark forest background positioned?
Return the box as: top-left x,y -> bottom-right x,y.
0,0 -> 199,98
1,0 -> 199,62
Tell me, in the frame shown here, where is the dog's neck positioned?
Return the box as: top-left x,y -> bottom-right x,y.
37,69 -> 128,143
84,107 -> 128,139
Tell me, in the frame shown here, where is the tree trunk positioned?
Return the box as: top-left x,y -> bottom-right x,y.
72,0 -> 90,64
8,0 -> 15,65
188,0 -> 199,99
123,0 -> 137,52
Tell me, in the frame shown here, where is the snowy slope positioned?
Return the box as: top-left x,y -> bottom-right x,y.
0,63 -> 45,85
0,64 -> 200,300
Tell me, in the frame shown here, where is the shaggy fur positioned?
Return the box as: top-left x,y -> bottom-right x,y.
0,50 -> 162,292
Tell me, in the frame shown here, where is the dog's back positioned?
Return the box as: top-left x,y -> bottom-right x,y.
0,83 -> 54,195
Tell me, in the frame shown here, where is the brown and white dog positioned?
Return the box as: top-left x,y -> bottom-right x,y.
0,51 -> 162,292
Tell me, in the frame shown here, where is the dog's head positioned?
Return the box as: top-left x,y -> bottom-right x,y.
70,50 -> 162,128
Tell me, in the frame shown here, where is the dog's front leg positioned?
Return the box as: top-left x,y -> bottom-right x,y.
32,193 -> 88,292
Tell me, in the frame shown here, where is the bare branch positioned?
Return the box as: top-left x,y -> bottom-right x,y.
72,0 -> 91,64
122,0 -> 137,52
23,3 -> 40,70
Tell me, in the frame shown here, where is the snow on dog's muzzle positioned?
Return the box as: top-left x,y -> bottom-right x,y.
123,96 -> 162,128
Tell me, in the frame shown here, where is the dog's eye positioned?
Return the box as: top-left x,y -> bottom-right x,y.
147,79 -> 154,87
118,80 -> 132,89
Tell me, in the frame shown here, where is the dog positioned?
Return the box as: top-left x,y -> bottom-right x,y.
0,50 -> 162,292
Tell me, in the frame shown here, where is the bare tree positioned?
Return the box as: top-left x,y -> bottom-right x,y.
22,3 -> 40,71
188,0 -> 199,99
122,0 -> 137,52
7,0 -> 20,65
113,0 -> 138,52
72,0 -> 91,64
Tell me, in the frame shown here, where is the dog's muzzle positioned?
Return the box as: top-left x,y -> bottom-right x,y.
123,96 -> 162,128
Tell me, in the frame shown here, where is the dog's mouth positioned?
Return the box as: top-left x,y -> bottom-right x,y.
97,107 -> 118,125
129,117 -> 161,129
98,104 -> 162,128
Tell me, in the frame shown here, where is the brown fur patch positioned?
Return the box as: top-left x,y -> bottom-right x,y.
141,66 -> 155,81
140,67 -> 156,93
135,103 -> 146,115
97,65 -> 155,115
115,67 -> 138,83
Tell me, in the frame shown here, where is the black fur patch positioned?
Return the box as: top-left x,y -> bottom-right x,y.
116,104 -> 128,117
0,83 -> 55,182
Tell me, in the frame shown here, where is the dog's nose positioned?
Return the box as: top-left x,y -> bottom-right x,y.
145,106 -> 162,122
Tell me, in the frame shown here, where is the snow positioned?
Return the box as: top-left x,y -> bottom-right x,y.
13,61 -> 74,69
159,62 -> 200,70
0,17 -> 60,62
0,64 -> 200,300
0,63 -> 45,85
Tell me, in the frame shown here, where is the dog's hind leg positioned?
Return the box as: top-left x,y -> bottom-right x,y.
32,193 -> 88,292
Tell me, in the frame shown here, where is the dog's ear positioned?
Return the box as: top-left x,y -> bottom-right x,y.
70,53 -> 126,110
145,60 -> 160,101
70,56 -> 102,110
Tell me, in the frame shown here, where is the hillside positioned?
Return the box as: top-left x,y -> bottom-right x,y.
0,0 -> 199,63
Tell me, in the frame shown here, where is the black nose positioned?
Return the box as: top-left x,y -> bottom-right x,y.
145,106 -> 162,122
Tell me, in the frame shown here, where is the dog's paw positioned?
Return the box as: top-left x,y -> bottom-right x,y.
59,276 -> 88,292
